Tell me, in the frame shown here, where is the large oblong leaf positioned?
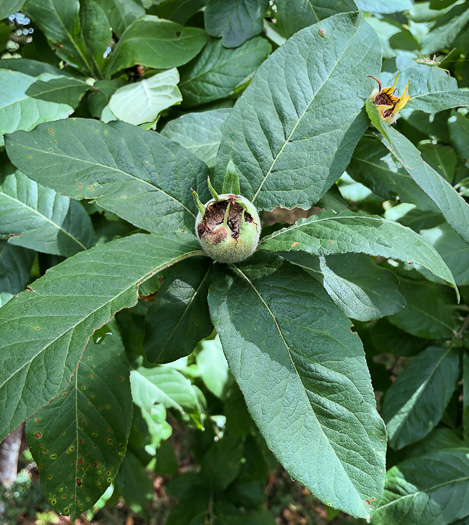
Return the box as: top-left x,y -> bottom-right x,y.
25,324 -> 132,521
367,101 -> 469,245
161,108 -> 231,169
179,37 -> 271,108
259,210 -> 457,291
25,0 -> 100,77
208,253 -> 386,519
0,70 -> 74,147
204,0 -> 268,48
0,231 -> 203,441
372,450 -> 469,525
214,12 -> 381,210
106,15 -> 209,76
0,158 -> 94,256
382,346 -> 459,450
108,69 -> 182,126
144,257 -> 213,364
5,119 -> 211,233
275,0 -> 357,38
283,252 -> 405,321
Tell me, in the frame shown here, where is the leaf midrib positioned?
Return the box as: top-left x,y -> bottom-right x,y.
0,249 -> 203,394
388,347 -> 456,441
233,265 -> 363,503
0,190 -> 87,251
8,143 -> 195,218
251,21 -> 361,203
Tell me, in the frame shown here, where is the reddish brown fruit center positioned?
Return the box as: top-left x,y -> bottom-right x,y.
197,196 -> 253,243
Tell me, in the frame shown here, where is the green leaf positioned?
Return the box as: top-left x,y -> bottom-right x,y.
382,345 -> 459,450
204,0 -> 268,48
151,0 -> 206,25
0,0 -> 26,20
464,353 -> 469,440
369,319 -> 427,358
201,435 -> 244,490
25,75 -> 90,107
99,0 -> 144,38
418,142 -> 457,183
421,3 -> 469,55
419,223 -> 469,286
80,0 -> 112,73
179,37 -> 271,108
144,257 -> 213,364
0,70 -> 75,147
259,210 -> 458,291
222,160 -> 241,194
116,452 -> 153,520
0,231 -> 202,441
0,157 -> 94,256
283,253 -> 406,321
0,240 -> 34,295
107,69 -> 182,126
354,0 -> 412,12
389,279 -> 459,339
25,324 -> 132,521
448,111 -> 469,159
208,254 -> 386,519
161,108 -> 230,169
106,15 -> 209,76
274,0 -> 357,38
367,101 -> 469,245
348,137 -> 438,212
378,56 -> 469,114
0,58 -> 68,77
196,335 -> 230,399
130,365 -> 202,425
372,450 -> 469,525
24,0 -> 100,77
214,13 -> 381,210
5,119 -> 211,233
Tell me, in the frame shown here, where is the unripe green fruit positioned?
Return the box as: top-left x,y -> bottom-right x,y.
195,194 -> 260,263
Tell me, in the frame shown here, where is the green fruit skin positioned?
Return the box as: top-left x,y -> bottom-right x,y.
195,194 -> 260,263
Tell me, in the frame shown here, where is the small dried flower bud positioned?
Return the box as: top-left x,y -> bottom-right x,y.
192,191 -> 260,264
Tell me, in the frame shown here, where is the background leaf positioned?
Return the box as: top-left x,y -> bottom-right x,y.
0,156 -> 94,255
214,12 -> 381,210
196,335 -> 230,399
0,70 -> 75,147
99,0 -> 144,37
0,240 -> 34,295
260,210 -> 457,290
0,231 -> 202,441
348,137 -> 438,212
179,37 -> 271,108
107,15 -> 209,76
25,0 -> 100,77
130,366 -> 203,426
372,450 -> 469,525
208,254 -> 386,519
382,345 -> 459,449
0,0 -> 26,20
275,0 -> 357,38
282,252 -> 406,321
152,0 -> 206,25
161,108 -> 230,169
144,257 -> 213,364
354,0 -> 412,12
204,0 -> 268,48
389,279 -> 459,339
25,323 -> 133,521
5,119 -> 211,233
420,3 -> 469,54
367,101 -> 469,245
107,69 -> 182,126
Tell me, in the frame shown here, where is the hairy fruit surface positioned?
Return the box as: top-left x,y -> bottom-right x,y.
194,193 -> 260,263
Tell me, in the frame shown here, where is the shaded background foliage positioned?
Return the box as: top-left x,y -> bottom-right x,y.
0,0 -> 469,524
